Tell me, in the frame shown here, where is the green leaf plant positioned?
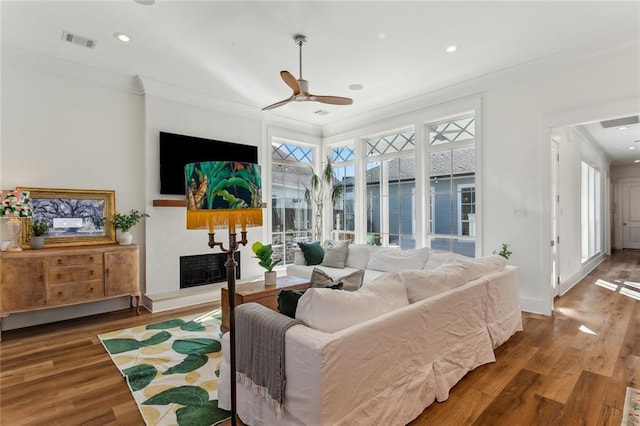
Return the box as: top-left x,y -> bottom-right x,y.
251,241 -> 281,272
103,209 -> 150,233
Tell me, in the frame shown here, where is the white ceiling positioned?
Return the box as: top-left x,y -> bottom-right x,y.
2,1 -> 639,162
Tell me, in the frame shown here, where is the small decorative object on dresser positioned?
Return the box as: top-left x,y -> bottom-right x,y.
251,241 -> 281,286
29,219 -> 49,249
103,209 -> 150,245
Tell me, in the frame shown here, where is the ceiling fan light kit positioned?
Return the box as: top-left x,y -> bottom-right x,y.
262,34 -> 353,111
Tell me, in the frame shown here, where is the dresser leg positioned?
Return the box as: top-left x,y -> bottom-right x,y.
131,294 -> 141,314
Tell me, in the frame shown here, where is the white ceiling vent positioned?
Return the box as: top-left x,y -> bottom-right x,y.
600,116 -> 639,128
61,31 -> 96,49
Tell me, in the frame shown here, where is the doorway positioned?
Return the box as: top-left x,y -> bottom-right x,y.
621,180 -> 640,249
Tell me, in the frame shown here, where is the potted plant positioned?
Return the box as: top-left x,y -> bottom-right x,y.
103,209 -> 150,245
251,241 -> 281,286
29,219 -> 49,249
494,243 -> 513,260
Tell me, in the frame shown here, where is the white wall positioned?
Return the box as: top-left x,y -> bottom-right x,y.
141,90 -> 267,297
554,127 -> 609,294
1,48 -> 145,329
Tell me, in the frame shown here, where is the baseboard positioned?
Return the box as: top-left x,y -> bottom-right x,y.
559,253 -> 606,296
519,297 -> 552,316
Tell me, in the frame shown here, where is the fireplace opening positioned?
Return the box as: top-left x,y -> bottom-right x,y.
179,252 -> 240,289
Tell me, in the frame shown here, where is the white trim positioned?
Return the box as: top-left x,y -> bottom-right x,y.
457,183 -> 476,237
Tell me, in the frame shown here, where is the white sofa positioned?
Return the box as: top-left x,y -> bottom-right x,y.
219,251 -> 522,426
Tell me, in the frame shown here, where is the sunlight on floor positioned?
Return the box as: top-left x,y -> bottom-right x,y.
193,308 -> 222,323
579,324 -> 598,335
595,279 -> 618,291
620,287 -> 640,301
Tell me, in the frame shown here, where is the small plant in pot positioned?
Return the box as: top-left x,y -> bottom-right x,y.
103,209 -> 150,245
29,219 -> 49,249
251,241 -> 281,286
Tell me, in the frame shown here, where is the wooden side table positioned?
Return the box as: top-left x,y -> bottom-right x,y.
220,275 -> 309,332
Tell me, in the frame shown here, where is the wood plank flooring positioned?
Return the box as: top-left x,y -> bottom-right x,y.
1,250 -> 639,425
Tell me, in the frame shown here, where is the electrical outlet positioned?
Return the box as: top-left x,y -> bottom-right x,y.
512,208 -> 527,217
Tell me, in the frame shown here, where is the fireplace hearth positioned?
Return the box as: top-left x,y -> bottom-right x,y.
179,252 -> 240,289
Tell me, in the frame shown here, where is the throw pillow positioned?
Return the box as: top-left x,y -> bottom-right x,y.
344,244 -> 373,269
321,242 -> 349,268
298,242 -> 324,266
337,269 -> 365,291
366,247 -> 431,272
456,255 -> 507,282
381,264 -> 467,303
278,283 -> 343,319
310,267 -> 363,291
296,279 -> 408,333
277,289 -> 306,318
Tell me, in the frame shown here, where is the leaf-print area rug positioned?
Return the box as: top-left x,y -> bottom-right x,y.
98,309 -> 230,426
623,386 -> 640,426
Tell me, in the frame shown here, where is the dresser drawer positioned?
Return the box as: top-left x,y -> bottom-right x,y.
47,280 -> 104,305
47,253 -> 102,268
48,266 -> 104,285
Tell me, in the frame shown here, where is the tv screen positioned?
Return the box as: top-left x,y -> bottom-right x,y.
159,132 -> 259,195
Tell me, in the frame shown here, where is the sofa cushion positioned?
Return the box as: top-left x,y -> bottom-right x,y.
366,247 -> 431,272
456,255 -> 507,281
344,244 -> 373,269
310,267 -> 363,291
423,251 -> 470,270
277,283 -> 343,319
378,264 -> 468,303
296,279 -> 408,333
321,242 -> 349,268
298,242 -> 324,265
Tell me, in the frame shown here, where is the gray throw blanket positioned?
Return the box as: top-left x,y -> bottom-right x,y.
235,302 -> 301,417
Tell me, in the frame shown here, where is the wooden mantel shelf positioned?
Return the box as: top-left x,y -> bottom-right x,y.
153,199 -> 186,207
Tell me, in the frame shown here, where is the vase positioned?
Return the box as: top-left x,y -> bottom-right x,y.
264,271 -> 277,286
118,231 -> 133,245
30,236 -> 45,250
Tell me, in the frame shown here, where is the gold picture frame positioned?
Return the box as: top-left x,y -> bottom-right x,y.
18,187 -> 116,248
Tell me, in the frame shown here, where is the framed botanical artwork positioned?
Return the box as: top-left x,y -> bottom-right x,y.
18,187 -> 116,248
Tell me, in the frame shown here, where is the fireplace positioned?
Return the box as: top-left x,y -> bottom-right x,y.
179,252 -> 240,289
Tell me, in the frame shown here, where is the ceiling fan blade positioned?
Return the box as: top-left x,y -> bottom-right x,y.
280,71 -> 301,95
309,95 -> 353,106
262,96 -> 294,111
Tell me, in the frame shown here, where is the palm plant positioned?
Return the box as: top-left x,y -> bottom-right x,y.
304,157 -> 343,242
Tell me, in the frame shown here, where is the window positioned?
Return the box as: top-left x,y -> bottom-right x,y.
271,140 -> 313,265
331,146 -> 355,242
365,130 -> 416,248
581,161 -> 601,261
427,115 -> 476,257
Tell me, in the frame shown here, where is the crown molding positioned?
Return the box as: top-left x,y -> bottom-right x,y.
2,44 -> 143,95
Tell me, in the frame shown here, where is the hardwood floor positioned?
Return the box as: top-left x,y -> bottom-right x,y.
1,250 -> 639,425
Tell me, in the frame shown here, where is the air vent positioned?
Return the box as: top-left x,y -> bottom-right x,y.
600,116 -> 639,128
61,31 -> 96,49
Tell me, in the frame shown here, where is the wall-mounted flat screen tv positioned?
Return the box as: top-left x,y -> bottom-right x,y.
159,131 -> 259,195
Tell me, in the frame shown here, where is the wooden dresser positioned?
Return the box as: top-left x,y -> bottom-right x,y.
0,244 -> 141,340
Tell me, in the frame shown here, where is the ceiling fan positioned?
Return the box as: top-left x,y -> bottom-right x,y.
262,34 -> 353,111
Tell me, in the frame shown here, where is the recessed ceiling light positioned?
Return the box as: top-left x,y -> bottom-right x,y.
629,146 -> 636,150
134,0 -> 155,5
114,32 -> 131,43
314,110 -> 329,116
635,160 -> 640,163
348,83 -> 363,91
378,33 -> 387,40
619,126 -> 628,130
446,45 -> 457,53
